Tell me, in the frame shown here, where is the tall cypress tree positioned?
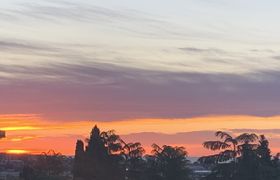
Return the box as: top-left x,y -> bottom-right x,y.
73,140 -> 85,179
74,125 -> 124,180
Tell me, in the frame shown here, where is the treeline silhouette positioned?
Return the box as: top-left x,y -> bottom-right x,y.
199,132 -> 280,180
21,150 -> 72,180
20,125 -> 280,180
72,126 -> 280,180
73,125 -> 191,180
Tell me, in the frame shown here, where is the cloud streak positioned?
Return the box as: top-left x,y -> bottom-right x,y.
0,1 -> 280,130
0,0 -> 172,40
1,59 -> 280,120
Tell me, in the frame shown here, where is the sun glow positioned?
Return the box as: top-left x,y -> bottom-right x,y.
2,126 -> 41,131
6,149 -> 30,154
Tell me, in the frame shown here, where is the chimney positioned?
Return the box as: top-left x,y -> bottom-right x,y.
0,131 -> 5,139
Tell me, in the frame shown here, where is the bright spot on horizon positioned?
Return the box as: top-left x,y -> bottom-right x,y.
2,126 -> 42,131
6,149 -> 30,155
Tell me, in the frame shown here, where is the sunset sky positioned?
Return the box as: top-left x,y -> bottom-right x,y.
1,0 -> 280,156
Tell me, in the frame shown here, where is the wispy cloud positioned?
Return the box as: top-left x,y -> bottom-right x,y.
179,47 -> 226,55
0,0 -> 171,39
20,1 -> 159,23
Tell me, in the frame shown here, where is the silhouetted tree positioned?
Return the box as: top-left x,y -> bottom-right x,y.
235,137 -> 259,180
144,154 -> 163,180
86,125 -> 107,158
74,125 -> 124,180
38,150 -> 67,178
73,140 -> 85,179
199,131 -> 280,180
73,126 -> 195,180
255,135 -> 279,180
21,150 -> 69,180
150,144 -> 191,180
257,135 -> 272,164
199,131 -> 258,164
122,142 -> 146,180
199,132 -> 258,179
100,130 -> 123,154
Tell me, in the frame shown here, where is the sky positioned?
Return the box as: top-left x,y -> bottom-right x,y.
1,0 -> 280,156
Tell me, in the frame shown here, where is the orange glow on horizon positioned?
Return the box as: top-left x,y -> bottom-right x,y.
6,149 -> 30,155
10,136 -> 39,142
2,126 -> 42,131
1,114 -> 280,156
94,115 -> 280,135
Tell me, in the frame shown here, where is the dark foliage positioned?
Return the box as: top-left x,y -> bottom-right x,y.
73,125 -> 192,180
18,126 -> 280,180
199,131 -> 280,180
21,150 -> 71,180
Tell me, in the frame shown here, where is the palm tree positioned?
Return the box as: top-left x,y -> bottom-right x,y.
122,142 -> 145,160
199,131 -> 258,164
100,130 -> 123,154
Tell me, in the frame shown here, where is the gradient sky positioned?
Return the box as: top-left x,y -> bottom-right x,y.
1,0 -> 280,156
